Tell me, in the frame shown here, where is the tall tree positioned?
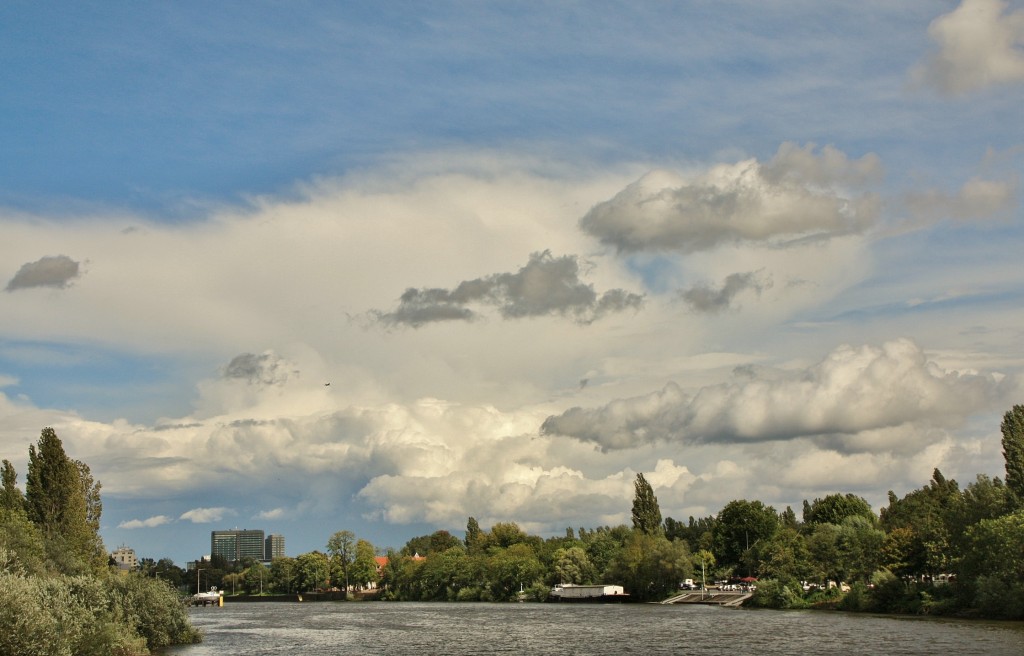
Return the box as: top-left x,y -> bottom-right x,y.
0,460 -> 24,513
24,427 -> 102,572
326,530 -> 356,592
1001,405 -> 1024,504
631,473 -> 662,535
713,499 -> 780,573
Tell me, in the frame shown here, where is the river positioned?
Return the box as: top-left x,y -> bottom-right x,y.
164,601 -> 1024,655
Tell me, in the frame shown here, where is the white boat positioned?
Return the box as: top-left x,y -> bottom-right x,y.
548,583 -> 629,602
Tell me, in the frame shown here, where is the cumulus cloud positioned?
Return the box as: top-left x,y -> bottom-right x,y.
905,177 -> 1018,222
578,143 -> 882,254
912,0 -> 1024,95
223,351 -> 295,386
118,515 -> 173,529
541,339 -> 1010,450
371,251 -> 644,327
179,507 -> 233,523
5,255 -> 81,291
680,271 -> 771,314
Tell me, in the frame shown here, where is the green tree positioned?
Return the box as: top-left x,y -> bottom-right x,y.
552,546 -> 596,584
270,556 -> 297,593
631,473 -> 662,535
243,561 -> 268,594
1001,405 -> 1024,505
295,551 -> 330,592
693,549 -> 715,589
465,517 -> 485,554
487,543 -> 543,601
326,530 -> 356,592
880,469 -> 960,577
803,493 -> 875,526
604,531 -> 690,601
753,527 -> 811,585
713,499 -> 779,573
403,530 -> 463,557
1,460 -> 25,513
351,539 -> 379,591
24,428 -> 104,573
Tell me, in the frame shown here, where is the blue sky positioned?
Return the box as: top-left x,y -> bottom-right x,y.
1,0 -> 1023,566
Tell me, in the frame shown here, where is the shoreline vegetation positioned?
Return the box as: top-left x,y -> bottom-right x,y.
1,428 -> 201,655
191,405 -> 1024,621
3,405 -> 1024,653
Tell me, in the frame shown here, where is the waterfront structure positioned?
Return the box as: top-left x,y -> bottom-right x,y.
211,529 -> 266,563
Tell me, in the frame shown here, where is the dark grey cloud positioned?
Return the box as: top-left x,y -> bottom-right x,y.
223,351 -> 294,386
579,143 -> 881,254
680,271 -> 771,314
372,251 -> 644,328
541,339 -> 1008,451
5,255 -> 81,291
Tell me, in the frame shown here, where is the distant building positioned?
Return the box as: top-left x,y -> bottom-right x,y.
111,546 -> 137,571
266,533 -> 285,560
211,529 -> 266,563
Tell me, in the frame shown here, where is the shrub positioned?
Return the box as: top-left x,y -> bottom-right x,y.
750,579 -> 807,609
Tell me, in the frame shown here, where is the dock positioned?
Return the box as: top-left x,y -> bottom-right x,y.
661,590 -> 751,606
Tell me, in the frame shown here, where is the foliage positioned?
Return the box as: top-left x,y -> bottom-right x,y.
1001,404 -> 1024,505
749,579 -> 806,609
713,499 -> 780,573
631,473 -> 662,535
25,428 -> 105,573
326,530 -> 355,591
803,493 -> 875,527
0,570 -> 199,655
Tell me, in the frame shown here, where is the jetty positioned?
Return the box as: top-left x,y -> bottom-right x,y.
661,590 -> 751,607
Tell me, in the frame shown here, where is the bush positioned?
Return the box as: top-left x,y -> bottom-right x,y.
972,575 -> 1024,620
837,581 -> 872,612
749,579 -> 807,609
0,571 -> 200,655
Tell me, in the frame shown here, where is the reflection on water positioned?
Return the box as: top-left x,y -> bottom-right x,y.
164,601 -> 1024,655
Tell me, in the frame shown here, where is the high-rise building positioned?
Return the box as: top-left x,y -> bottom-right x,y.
266,533 -> 285,560
211,529 -> 266,562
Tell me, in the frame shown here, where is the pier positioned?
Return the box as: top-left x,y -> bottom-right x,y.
661,590 -> 751,607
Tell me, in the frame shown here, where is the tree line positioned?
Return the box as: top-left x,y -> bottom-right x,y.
1,428 -> 201,655
231,405 -> 1024,617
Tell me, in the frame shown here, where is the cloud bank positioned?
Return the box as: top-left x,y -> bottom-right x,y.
541,339 -> 1011,450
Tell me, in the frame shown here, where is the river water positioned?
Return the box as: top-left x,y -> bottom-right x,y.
164,601 -> 1024,655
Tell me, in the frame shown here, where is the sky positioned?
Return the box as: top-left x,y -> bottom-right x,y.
1,0 -> 1023,566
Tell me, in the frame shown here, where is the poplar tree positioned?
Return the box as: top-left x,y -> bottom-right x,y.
24,427 -> 103,572
1001,405 -> 1024,505
631,473 -> 662,534
1,459 -> 24,513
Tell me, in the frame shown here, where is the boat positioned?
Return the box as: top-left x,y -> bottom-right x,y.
192,586 -> 224,606
548,583 -> 629,602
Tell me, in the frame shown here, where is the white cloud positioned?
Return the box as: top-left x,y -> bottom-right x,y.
542,339 -> 1013,450
179,507 -> 233,524
912,0 -> 1024,95
117,515 -> 172,529
579,143 -> 882,254
905,176 -> 1018,223
255,508 -> 285,520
